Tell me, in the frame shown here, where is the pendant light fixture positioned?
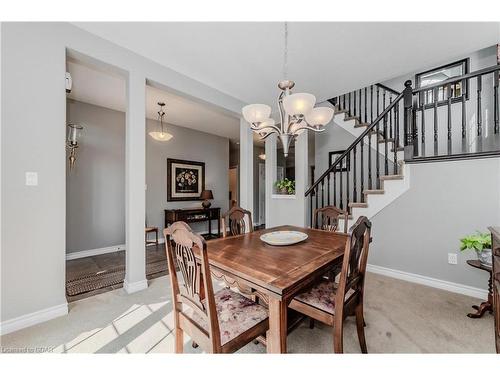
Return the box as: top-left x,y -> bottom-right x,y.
149,102 -> 173,142
242,22 -> 334,157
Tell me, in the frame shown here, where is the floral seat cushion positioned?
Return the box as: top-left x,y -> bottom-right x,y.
293,280 -> 340,314
184,288 -> 268,346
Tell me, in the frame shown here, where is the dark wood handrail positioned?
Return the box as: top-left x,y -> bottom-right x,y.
412,65 -> 500,94
376,83 -> 400,96
305,91 -> 404,196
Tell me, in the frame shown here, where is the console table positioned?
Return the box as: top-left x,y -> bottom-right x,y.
165,207 -> 221,239
466,259 -> 492,319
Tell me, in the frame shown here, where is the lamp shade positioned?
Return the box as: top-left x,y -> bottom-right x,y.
149,131 -> 173,142
305,107 -> 334,126
282,93 -> 316,116
200,190 -> 214,200
242,104 -> 272,124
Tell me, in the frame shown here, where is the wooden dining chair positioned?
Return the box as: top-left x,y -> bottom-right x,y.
313,205 -> 349,233
288,216 -> 372,353
164,221 -> 269,353
221,206 -> 253,237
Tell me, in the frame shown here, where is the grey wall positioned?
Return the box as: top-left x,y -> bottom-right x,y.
1,22 -> 244,324
369,158 -> 500,289
146,119 -> 229,235
66,100 -> 125,253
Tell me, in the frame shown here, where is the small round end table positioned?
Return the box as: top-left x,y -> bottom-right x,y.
466,259 -> 493,318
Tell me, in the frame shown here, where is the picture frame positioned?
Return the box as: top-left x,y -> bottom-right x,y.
167,158 -> 205,201
329,150 -> 349,172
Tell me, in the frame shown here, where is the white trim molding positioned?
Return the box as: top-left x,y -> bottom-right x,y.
123,279 -> 148,294
0,303 -> 68,336
367,264 -> 488,300
66,244 -> 126,260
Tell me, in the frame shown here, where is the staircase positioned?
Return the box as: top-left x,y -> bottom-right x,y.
307,65 -> 500,228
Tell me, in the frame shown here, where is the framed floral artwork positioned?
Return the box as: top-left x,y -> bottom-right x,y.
167,158 -> 205,201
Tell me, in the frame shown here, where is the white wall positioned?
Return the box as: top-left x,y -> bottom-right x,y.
1,22 -> 244,329
146,119 -> 229,235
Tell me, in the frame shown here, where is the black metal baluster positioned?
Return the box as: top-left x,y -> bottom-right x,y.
384,113 -> 389,175
339,168 -> 343,210
383,89 -> 386,112
389,96 -> 393,138
354,90 -> 357,118
321,180 -> 325,209
433,87 -> 438,155
368,131 -> 372,189
376,121 -> 380,188
359,89 -> 362,121
327,174 -> 330,206
477,75 -> 482,137
364,87 -> 368,123
360,142 -> 365,202
353,145 -> 357,202
377,86 -> 380,117
309,195 -> 313,227
370,85 -> 374,123
315,186 -> 318,214
447,84 -> 452,154
333,172 -> 337,207
348,92 -> 351,116
494,71 -> 499,134
346,153 -> 350,212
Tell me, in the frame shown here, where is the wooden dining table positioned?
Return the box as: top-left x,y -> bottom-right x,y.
199,224 -> 348,353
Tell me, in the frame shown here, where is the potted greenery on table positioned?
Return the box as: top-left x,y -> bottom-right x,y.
274,178 -> 295,195
459,231 -> 492,267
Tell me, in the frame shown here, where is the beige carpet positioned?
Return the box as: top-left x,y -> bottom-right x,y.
0,273 -> 495,353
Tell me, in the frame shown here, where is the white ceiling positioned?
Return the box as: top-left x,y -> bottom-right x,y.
66,60 -> 241,140
73,22 -> 499,106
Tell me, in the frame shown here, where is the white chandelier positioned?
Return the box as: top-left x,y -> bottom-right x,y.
242,22 -> 334,157
149,102 -> 173,142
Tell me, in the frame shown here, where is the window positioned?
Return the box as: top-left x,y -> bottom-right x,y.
415,58 -> 469,107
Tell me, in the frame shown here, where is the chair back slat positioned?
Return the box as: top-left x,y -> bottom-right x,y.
222,206 -> 253,237
313,206 -> 348,233
164,221 -> 221,348
335,216 -> 372,316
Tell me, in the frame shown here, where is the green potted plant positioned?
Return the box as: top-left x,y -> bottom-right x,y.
459,231 -> 492,266
274,178 -> 295,195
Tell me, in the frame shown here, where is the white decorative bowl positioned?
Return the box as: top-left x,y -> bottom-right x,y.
260,231 -> 308,246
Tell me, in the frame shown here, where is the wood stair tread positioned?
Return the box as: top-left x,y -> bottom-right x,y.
363,189 -> 385,195
348,202 -> 368,208
344,115 -> 360,122
380,174 -> 404,180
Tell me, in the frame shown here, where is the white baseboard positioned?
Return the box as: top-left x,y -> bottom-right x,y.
66,244 -> 126,260
0,303 -> 68,336
367,264 -> 488,300
123,279 -> 148,294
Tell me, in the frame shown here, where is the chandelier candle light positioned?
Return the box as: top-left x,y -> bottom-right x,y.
149,102 -> 173,141
242,22 -> 334,157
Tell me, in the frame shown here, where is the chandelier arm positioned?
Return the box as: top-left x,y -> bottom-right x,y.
291,125 -> 326,135
259,131 -> 279,140
251,123 -> 282,134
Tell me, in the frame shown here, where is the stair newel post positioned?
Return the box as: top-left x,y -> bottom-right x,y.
315,186 -> 319,215
309,194 -> 313,228
376,119 -> 380,189
421,106 -> 426,155
364,87 -> 368,123
360,142 -> 364,203
383,112 -> 389,175
383,89 -> 386,112
493,70 -> 499,134
403,79 -> 414,161
343,94 -> 346,111
412,95 -> 419,157
353,145 -> 357,203
377,86 -> 380,117
339,165 -> 343,210
321,179 -> 325,209
393,101 -> 399,175
368,129 -> 373,190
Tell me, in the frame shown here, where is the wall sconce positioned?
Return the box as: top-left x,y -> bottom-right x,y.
67,123 -> 83,171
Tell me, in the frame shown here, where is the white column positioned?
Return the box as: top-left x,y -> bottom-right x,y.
239,118 -> 253,215
124,71 -> 147,294
294,132 -> 309,227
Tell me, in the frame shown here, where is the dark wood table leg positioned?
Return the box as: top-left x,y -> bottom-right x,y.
267,296 -> 287,353
467,273 -> 494,318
